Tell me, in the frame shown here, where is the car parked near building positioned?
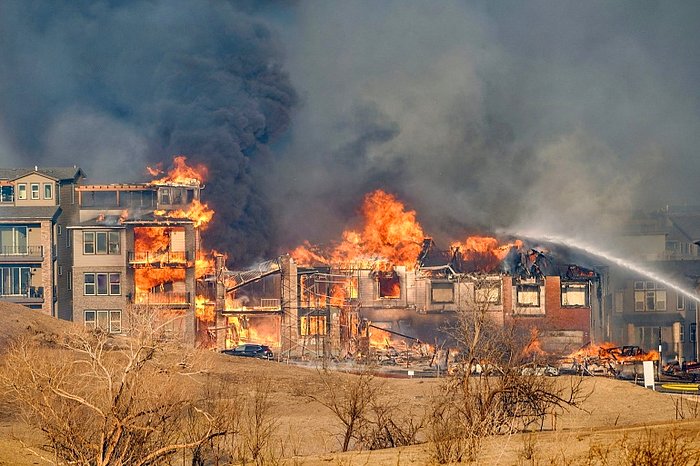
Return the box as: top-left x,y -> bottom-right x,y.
222,344 -> 274,360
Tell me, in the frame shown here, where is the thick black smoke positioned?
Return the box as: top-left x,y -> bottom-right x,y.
0,0 -> 296,265
266,1 -> 700,250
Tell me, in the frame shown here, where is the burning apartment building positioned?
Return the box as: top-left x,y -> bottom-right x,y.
206,190 -> 603,359
68,157 -> 214,343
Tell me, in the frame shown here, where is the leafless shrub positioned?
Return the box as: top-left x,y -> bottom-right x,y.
675,394 -> 700,420
428,274 -> 589,463
622,429 -> 700,466
0,305 -> 234,465
239,378 -> 279,465
305,368 -> 422,453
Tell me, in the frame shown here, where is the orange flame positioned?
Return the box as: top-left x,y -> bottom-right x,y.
292,190 -> 425,270
451,236 -> 523,272
148,155 -> 208,186
155,199 -> 215,229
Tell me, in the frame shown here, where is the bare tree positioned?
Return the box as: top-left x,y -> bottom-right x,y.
0,305 -> 236,465
429,274 -> 589,463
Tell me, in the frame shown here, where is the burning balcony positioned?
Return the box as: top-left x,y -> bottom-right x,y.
132,291 -> 191,308
128,250 -> 192,268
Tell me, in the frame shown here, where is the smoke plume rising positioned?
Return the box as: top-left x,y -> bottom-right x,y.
266,1 -> 700,250
0,0 -> 296,264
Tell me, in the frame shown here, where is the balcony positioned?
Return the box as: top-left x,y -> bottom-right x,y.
0,286 -> 44,304
0,245 -> 44,263
127,251 -> 191,268
132,291 -> 191,308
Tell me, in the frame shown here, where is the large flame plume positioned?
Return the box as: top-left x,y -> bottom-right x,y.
292,189 -> 425,269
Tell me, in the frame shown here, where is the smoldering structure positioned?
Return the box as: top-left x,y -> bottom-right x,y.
200,190 -> 604,362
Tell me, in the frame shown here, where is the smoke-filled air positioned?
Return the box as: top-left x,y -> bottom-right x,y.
2,1 -> 700,265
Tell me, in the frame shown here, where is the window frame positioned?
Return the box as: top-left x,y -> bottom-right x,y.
84,310 -> 122,333
30,183 -> 40,200
83,231 -> 95,254
43,182 -> 53,200
17,183 -> 27,200
516,284 -> 541,307
431,282 -> 454,304
84,273 -> 96,295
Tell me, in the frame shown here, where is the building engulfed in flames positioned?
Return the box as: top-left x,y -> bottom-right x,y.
204,190 -> 606,359
70,156 -> 214,342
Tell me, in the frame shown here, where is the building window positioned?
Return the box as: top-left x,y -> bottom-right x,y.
680,324 -> 685,343
109,273 -> 121,295
614,290 -> 624,313
84,272 -> 121,296
561,282 -> 589,307
0,266 -> 31,296
634,281 -> 666,312
67,232 -> 71,248
84,310 -> 122,333
475,281 -> 501,304
43,183 -> 53,199
377,272 -> 400,299
58,265 -> 63,276
0,226 -> 28,254
431,282 -> 454,303
83,231 -> 120,255
17,184 -> 26,200
84,273 -> 95,295
678,295 -> 685,311
30,183 -> 40,200
691,323 -> 697,343
67,271 -> 72,290
300,315 -> 327,336
516,284 -> 540,307
57,225 -> 62,236
0,185 -> 14,203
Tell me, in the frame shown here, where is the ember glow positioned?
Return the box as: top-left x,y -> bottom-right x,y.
155,199 -> 214,229
292,189 -> 425,269
567,342 -> 659,363
452,236 -> 523,272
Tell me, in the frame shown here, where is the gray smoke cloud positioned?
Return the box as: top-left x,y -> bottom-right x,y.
265,1 -> 700,250
0,0 -> 296,265
3,1 -> 700,263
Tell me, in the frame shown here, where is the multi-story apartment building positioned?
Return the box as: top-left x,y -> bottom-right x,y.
602,206 -> 700,363
0,166 -> 85,317
69,181 -> 201,343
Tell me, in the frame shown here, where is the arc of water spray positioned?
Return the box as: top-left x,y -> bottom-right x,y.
503,229 -> 700,304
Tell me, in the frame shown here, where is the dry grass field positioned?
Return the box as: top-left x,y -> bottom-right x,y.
1,301 -> 699,465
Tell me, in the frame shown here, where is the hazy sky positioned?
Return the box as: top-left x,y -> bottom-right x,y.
1,1 -> 699,263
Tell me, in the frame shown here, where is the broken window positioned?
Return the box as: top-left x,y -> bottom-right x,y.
377,272 -> 400,299
561,282 -> 589,307
516,284 -> 540,307
431,282 -> 454,303
158,187 -> 171,205
475,280 -> 501,304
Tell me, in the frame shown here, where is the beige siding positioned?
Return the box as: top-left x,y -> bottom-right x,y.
13,174 -> 57,207
73,229 -> 126,267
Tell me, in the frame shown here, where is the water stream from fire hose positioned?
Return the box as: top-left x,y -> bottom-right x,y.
505,230 -> 700,304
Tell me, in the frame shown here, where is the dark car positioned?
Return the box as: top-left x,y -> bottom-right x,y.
222,344 -> 274,360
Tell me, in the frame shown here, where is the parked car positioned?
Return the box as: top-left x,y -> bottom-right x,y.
222,344 -> 274,360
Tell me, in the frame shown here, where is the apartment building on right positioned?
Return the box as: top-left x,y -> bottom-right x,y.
603,206 -> 700,362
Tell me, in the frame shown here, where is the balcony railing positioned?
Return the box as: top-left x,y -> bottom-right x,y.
0,245 -> 44,263
0,286 -> 44,303
132,291 -> 191,307
127,251 -> 191,267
